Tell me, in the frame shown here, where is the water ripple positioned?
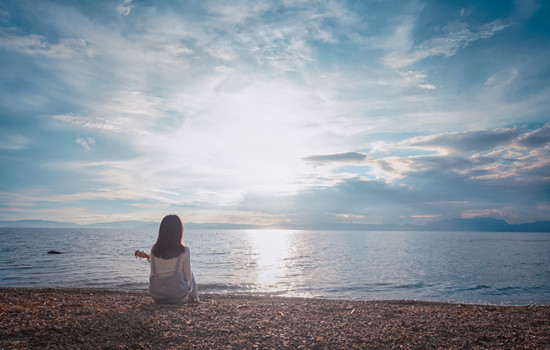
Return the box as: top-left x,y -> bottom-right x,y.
0,228 -> 548,305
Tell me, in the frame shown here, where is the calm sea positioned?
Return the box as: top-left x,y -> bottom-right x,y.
1,228 -> 549,305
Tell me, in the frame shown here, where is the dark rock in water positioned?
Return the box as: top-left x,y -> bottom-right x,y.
47,250 -> 62,254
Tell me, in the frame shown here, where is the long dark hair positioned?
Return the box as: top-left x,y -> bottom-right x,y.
151,214 -> 186,259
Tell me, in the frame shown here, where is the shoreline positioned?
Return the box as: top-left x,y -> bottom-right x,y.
3,285 -> 548,307
1,287 -> 548,349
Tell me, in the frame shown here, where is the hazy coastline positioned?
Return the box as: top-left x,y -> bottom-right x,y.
1,218 -> 549,232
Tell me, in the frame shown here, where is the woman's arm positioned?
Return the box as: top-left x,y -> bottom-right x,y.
183,247 -> 193,282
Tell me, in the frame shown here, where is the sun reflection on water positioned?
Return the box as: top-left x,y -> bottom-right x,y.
245,230 -> 295,291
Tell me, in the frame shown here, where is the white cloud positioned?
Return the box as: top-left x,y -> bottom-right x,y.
417,83 -> 436,90
75,136 -> 95,150
117,0 -> 133,16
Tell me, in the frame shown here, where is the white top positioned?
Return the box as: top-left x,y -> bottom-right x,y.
149,247 -> 193,282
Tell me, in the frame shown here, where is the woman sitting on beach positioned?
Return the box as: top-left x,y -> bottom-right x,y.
147,214 -> 199,303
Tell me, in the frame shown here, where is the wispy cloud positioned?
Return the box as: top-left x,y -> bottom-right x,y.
117,0 -> 133,16
75,136 -> 95,151
50,115 -> 124,132
0,134 -> 32,150
383,19 -> 509,69
0,29 -> 93,58
404,128 -> 523,155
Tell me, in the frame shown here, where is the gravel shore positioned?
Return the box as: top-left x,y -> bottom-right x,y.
1,287 -> 548,349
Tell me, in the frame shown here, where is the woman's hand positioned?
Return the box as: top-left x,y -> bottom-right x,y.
134,250 -> 150,262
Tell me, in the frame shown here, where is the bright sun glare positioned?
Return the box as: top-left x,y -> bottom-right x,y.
246,230 -> 294,289
152,79 -> 334,200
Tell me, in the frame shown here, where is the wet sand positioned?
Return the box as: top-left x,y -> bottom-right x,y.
1,287 -> 548,349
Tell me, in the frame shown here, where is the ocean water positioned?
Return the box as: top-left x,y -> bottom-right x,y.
0,228 -> 548,305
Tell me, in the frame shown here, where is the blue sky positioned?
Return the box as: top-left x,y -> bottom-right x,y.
0,0 -> 549,226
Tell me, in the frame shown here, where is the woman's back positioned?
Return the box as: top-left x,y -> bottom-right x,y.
148,215 -> 199,303
150,247 -> 192,280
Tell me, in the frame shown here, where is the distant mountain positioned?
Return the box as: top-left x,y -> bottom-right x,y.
83,220 -> 158,229
422,218 -> 550,232
0,218 -> 549,232
0,220 -> 156,229
271,219 -> 550,232
423,218 -> 514,232
0,220 -> 80,228
515,221 -> 550,232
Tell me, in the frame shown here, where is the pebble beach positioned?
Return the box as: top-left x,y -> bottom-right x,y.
1,288 -> 548,349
